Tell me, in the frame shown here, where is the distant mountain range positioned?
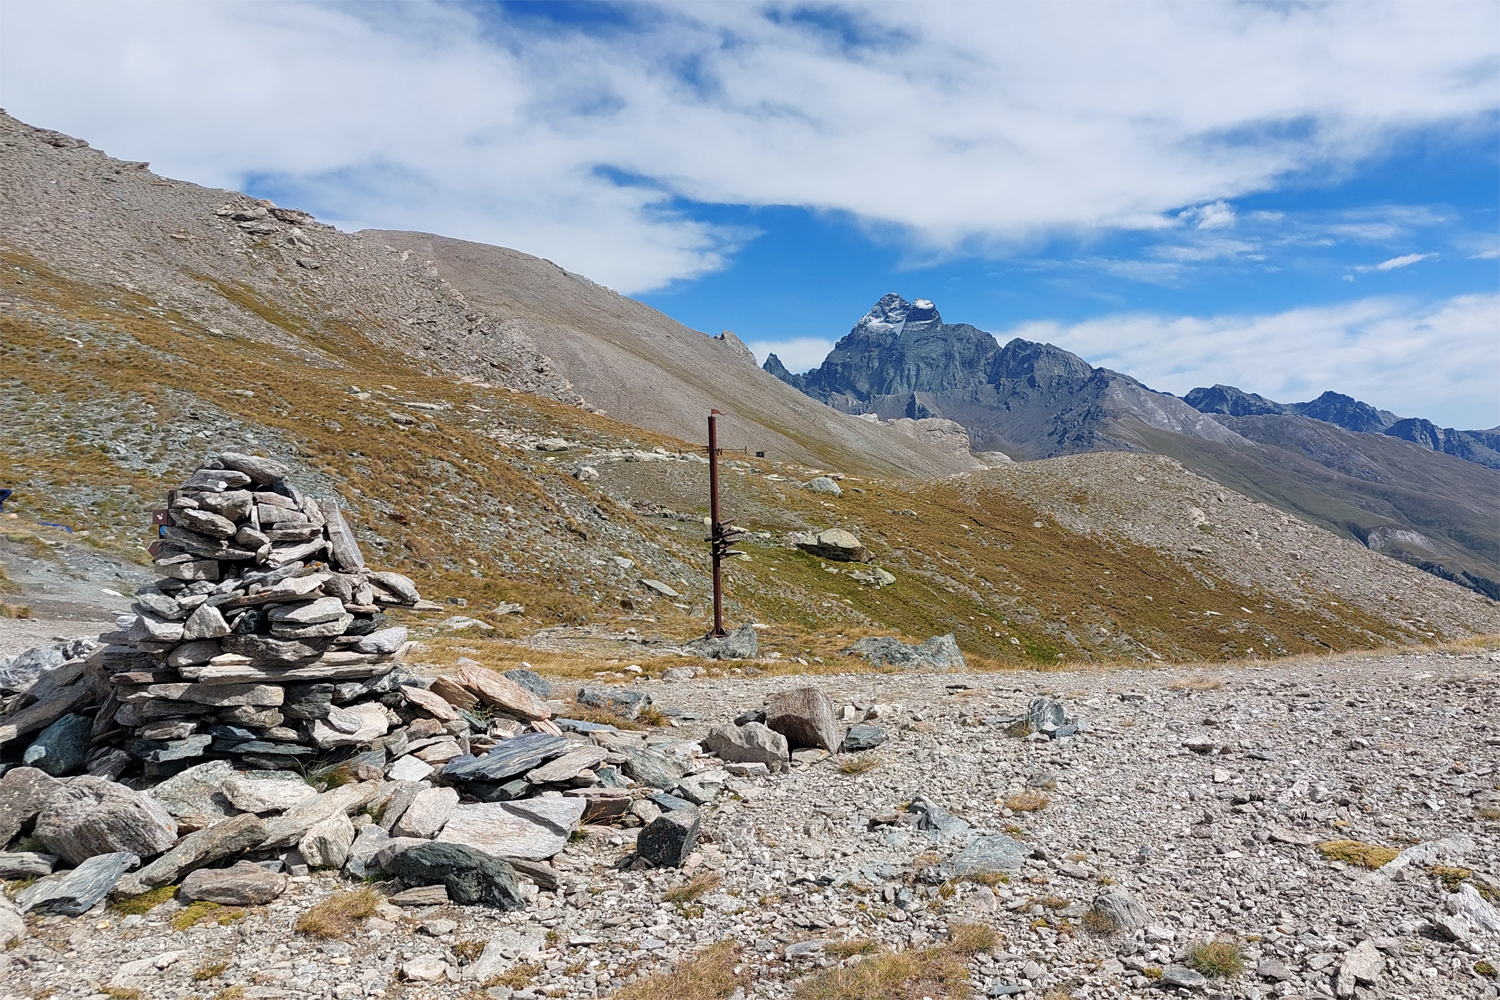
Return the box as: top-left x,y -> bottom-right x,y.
767,294 -> 1500,597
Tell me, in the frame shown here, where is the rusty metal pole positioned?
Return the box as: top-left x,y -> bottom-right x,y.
707,411 -> 727,637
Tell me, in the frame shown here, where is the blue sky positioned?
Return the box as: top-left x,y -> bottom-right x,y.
2,1 -> 1497,427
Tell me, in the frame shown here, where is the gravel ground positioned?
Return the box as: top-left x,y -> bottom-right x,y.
3,647 -> 1497,1000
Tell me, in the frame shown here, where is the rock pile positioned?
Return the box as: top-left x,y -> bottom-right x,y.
63,451 -> 438,777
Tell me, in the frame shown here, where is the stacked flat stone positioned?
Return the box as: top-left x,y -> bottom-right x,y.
94,451 -> 423,774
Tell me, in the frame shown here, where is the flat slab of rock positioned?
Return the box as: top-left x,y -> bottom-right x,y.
443,732 -> 570,783
526,746 -> 608,784
0,852 -> 57,879
576,685 -> 651,721
222,775 -> 318,813
262,781 -> 379,848
619,745 -> 686,789
114,813 -> 267,897
147,760 -> 234,820
35,776 -> 178,865
841,723 -> 888,752
18,852 -> 139,916
844,633 -> 966,670
766,687 -> 841,752
299,812 -> 355,869
437,798 -> 586,860
392,787 -> 460,839
458,665 -> 551,721
179,859 -> 288,905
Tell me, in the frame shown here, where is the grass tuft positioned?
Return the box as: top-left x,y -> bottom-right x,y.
1431,865 -> 1472,891
211,987 -> 246,1000
192,962 -> 229,982
1185,939 -> 1244,979
837,753 -> 881,775
1317,840 -> 1400,869
825,939 -> 878,959
610,942 -> 745,1000
490,961 -> 543,990
0,602 -> 31,619
101,989 -> 141,1000
791,923 -> 994,1000
1005,791 -> 1049,813
454,939 -> 486,962
294,887 -> 381,939
664,873 -> 722,905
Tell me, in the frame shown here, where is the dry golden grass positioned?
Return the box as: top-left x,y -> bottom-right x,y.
1186,939 -> 1245,979
1169,674 -> 1225,691
488,961 -> 543,990
1005,791 -> 1050,813
664,873 -> 722,904
838,753 -> 882,775
1432,865 -> 1472,891
211,988 -> 246,1000
294,887 -> 381,938
610,942 -> 746,1000
825,939 -> 879,959
192,962 -> 229,982
792,923 -> 995,1000
1318,840 -> 1400,869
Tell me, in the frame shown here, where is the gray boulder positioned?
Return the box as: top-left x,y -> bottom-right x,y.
683,624 -> 759,661
939,834 -> 1027,878
795,527 -> 868,562
0,643 -> 68,694
802,476 -> 843,496
619,746 -> 686,790
17,852 -> 139,916
1088,888 -> 1149,934
34,776 -> 179,865
844,633 -> 966,670
702,722 -> 787,771
144,759 -> 234,820
23,712 -> 92,775
576,685 -> 651,720
0,852 -> 57,879
766,686 -> 841,752
299,812 -> 356,869
386,842 -> 525,910
503,668 -> 551,700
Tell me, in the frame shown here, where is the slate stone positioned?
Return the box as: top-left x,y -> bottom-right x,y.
300,812 -> 355,869
261,781 -> 380,848
34,776 -> 178,865
576,685 -> 651,720
22,713 -> 92,776
282,682 -> 336,720
468,779 -> 534,803
0,852 -> 57,879
939,834 -> 1028,879
1025,697 -> 1068,733
1088,888 -> 1149,934
353,626 -> 407,654
638,806 -> 701,868
765,687 -> 841,752
386,842 -> 525,910
126,733 -> 213,763
17,851 -> 139,916
442,732 -> 570,783
181,604 -> 230,641
392,787 -> 460,839
345,822 -> 390,878
179,859 -> 288,905
554,718 -> 618,734
619,745 -> 686,790
649,791 -> 694,812
1161,965 -> 1208,990
841,723 -> 888,752
503,668 -> 552,700
222,775 -> 317,813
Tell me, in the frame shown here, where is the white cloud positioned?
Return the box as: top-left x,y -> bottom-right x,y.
1180,201 -> 1237,230
1373,252 -> 1437,270
747,337 -> 837,374
0,1 -> 1495,291
1010,293 -> 1500,429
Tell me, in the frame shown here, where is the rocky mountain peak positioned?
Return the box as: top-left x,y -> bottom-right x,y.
1288,391 -> 1396,433
1183,384 -> 1287,417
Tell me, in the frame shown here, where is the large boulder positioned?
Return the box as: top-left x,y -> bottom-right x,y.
392,787 -> 460,839
180,859 -> 288,905
702,722 -> 788,771
765,687 -> 841,753
299,812 -> 356,869
938,834 -> 1027,879
34,777 -> 179,865
386,842 -> 525,910
576,685 -> 651,720
146,759 -> 234,821
844,633 -> 966,671
0,766 -> 63,846
683,624 -> 759,661
795,528 -> 869,562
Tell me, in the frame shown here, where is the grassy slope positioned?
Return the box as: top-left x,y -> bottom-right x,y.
0,248 -> 1440,667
